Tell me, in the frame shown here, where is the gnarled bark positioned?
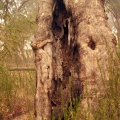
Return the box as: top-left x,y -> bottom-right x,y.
32,0 -> 116,119
65,0 -> 116,116
31,0 -> 54,119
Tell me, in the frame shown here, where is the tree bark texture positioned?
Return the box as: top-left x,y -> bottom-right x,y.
31,0 -> 116,119
31,0 -> 54,119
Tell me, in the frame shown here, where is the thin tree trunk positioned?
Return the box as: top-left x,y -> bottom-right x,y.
32,0 -> 116,119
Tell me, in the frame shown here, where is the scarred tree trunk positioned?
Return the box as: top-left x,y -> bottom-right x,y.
31,0 -> 116,119
66,0 -> 116,116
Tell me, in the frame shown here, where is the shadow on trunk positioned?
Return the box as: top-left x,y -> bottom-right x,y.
51,0 -> 82,118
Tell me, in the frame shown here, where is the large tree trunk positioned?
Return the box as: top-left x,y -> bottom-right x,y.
31,0 -> 116,119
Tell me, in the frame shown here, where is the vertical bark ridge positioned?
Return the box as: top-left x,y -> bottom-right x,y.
31,0 -> 54,120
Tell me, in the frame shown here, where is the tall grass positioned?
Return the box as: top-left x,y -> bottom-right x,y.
1,38 -> 120,120
0,57 -> 35,119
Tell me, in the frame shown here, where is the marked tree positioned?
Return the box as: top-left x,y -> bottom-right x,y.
31,0 -> 116,119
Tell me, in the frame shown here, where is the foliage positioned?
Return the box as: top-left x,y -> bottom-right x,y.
0,0 -> 37,119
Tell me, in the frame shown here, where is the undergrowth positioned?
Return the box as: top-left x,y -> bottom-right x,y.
0,59 -> 35,120
0,42 -> 119,120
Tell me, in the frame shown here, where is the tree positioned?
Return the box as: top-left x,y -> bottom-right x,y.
31,0 -> 116,119
106,0 -> 120,39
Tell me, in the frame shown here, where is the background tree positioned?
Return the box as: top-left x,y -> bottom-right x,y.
106,0 -> 120,39
0,0 -> 38,65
